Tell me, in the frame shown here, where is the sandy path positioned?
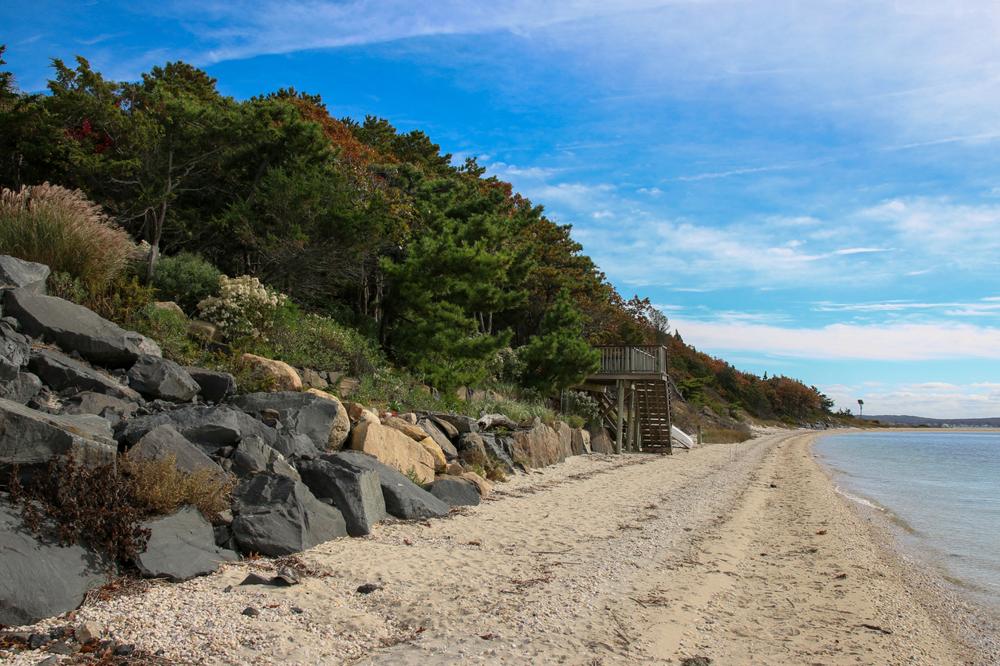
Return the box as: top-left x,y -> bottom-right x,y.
11,430 -> 980,664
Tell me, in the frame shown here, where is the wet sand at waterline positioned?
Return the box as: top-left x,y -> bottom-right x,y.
11,430 -> 993,664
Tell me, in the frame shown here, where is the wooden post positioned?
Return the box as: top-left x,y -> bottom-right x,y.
628,382 -> 637,452
666,379 -> 673,455
615,380 -> 624,455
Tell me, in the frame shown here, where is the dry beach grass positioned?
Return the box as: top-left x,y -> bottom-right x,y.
7,430 -> 995,665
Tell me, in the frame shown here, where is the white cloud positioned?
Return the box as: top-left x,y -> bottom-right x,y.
668,317 -> 1000,361
823,381 -> 1000,419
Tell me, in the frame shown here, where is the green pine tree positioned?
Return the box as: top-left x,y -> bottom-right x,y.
520,289 -> 600,395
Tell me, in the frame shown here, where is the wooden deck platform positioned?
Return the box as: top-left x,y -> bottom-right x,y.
581,346 -> 676,454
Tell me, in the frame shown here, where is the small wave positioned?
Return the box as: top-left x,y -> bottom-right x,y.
834,485 -> 884,511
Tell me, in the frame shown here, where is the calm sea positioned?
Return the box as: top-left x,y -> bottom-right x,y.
815,430 -> 1000,610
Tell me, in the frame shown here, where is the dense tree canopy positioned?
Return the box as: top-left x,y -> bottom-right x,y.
0,47 -> 834,421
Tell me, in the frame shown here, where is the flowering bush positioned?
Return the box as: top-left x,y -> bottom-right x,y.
197,275 -> 287,341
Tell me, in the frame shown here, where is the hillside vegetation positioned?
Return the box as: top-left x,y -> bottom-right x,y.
0,48 -> 839,427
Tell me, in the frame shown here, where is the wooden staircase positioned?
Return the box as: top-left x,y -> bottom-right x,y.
635,380 -> 672,452
593,380 -> 673,454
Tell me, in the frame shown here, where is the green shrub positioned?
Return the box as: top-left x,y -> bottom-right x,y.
46,271 -> 88,304
249,305 -> 386,376
0,183 -> 135,292
197,274 -> 287,342
131,303 -> 203,365
152,251 -> 222,312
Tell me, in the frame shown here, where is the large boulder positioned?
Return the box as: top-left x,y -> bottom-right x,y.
63,391 -> 139,423
128,424 -> 224,477
382,415 -> 428,441
28,348 -> 142,402
185,367 -> 236,403
588,425 -> 615,454
512,422 -> 566,468
0,501 -> 106,625
295,458 -> 387,536
554,421 -> 575,459
135,506 -> 238,581
0,255 -> 50,293
0,371 -> 42,405
481,433 -> 517,471
239,353 -> 302,392
231,391 -> 343,456
127,355 -> 200,402
231,473 -> 347,556
457,432 -> 488,466
4,289 -> 160,366
226,435 -> 300,481
571,428 -> 592,455
429,476 -> 481,507
418,437 -> 448,472
417,418 -> 458,460
349,420 -> 436,484
304,389 -> 350,449
0,321 -> 30,380
431,413 -> 478,435
0,398 -> 116,480
324,450 -> 449,520
118,404 -> 277,454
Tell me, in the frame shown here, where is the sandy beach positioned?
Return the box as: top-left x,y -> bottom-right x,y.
10,430 -> 997,665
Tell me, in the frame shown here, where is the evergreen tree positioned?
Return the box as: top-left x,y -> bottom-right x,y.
520,289 -> 600,395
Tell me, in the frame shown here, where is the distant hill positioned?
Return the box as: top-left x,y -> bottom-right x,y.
863,415 -> 1000,427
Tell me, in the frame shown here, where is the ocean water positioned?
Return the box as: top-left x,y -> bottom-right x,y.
815,430 -> 1000,610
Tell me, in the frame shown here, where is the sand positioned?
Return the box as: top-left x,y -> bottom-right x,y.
7,430 -> 995,664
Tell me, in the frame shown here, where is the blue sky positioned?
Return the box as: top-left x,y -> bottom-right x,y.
6,1 -> 1000,417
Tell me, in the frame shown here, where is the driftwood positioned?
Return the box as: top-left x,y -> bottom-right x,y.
477,413 -> 519,431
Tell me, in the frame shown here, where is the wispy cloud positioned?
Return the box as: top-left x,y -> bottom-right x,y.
823,381 -> 1000,419
669,317 -> 1000,362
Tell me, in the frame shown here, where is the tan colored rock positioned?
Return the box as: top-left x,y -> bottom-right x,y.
418,436 -> 448,472
187,319 -> 218,342
240,353 -> 302,392
305,389 -> 351,449
446,461 -> 465,476
152,301 -> 186,318
346,401 -> 379,425
512,422 -> 566,468
75,620 -> 103,643
554,420 -> 574,458
587,424 -> 615,454
399,412 -> 418,425
382,415 -> 428,442
460,470 -> 493,498
350,420 -> 436,484
571,427 -> 592,455
336,376 -> 360,398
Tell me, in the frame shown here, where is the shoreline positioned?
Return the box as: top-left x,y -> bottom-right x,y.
812,430 -> 1000,663
5,429 -> 995,664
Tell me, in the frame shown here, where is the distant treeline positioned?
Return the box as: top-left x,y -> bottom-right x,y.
0,48 -> 833,421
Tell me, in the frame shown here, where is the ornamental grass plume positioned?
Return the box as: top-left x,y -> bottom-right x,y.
0,183 -> 135,292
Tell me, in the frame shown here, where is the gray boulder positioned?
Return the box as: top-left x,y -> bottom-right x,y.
0,398 -> 116,480
28,348 -> 142,402
63,391 -> 139,424
118,405 -> 278,453
0,255 -> 50,293
127,355 -> 199,402
481,433 -> 517,472
231,473 -> 347,556
0,371 -> 42,405
0,502 -> 106,625
4,289 -> 160,367
135,507 -> 238,581
429,476 -> 481,506
323,450 -> 449,520
0,322 -> 30,380
431,413 -> 478,435
231,391 -> 341,457
418,418 -> 458,460
227,435 -> 300,481
184,367 -> 236,403
296,458 -> 386,536
129,424 -> 224,476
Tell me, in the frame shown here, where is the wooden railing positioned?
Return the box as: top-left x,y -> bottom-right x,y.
593,345 -> 667,376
